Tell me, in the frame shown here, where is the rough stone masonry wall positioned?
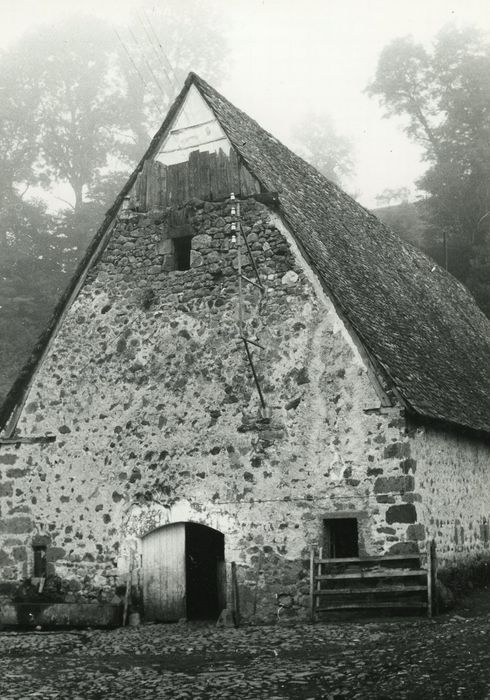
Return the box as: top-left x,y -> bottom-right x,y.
0,197 -> 426,622
410,423 -> 490,567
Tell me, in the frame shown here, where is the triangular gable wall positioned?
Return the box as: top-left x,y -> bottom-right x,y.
0,76 -> 261,435
2,71 -> 490,438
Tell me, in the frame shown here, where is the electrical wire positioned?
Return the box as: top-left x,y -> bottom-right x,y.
141,8 -> 181,95
127,26 -> 169,105
136,10 -> 179,99
114,26 -> 164,120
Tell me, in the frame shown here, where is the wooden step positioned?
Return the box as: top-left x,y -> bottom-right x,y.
317,569 -> 427,580
316,554 -> 422,564
316,601 -> 428,611
314,585 -> 427,596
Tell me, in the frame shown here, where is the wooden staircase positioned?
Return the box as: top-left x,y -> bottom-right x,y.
309,541 -> 437,620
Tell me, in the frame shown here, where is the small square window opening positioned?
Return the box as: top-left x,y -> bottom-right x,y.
323,518 -> 359,558
173,236 -> 192,271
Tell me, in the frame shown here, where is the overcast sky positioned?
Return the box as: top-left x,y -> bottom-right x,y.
1,0 -> 490,207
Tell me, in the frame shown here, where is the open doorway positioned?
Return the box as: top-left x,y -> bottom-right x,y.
141,522 -> 225,622
186,523 -> 225,620
324,518 -> 359,558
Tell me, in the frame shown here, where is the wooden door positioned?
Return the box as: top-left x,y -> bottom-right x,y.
142,523 -> 186,622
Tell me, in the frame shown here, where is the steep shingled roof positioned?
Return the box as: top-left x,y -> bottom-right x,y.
1,72 -> 490,436
192,74 -> 490,434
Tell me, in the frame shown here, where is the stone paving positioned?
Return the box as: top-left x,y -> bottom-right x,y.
1,602 -> 490,699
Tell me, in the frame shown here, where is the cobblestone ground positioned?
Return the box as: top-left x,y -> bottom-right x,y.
1,600 -> 490,699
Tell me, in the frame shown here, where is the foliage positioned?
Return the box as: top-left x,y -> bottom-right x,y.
291,112 -> 354,186
0,8 -> 229,406
439,553 -> 490,597
368,26 -> 490,317
375,187 -> 411,207
0,194 -> 67,402
1,17 -> 130,212
14,575 -> 69,605
0,4 -> 228,210
116,0 -> 228,159
373,200 -> 426,250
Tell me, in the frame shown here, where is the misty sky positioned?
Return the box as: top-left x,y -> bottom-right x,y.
1,0 -> 490,207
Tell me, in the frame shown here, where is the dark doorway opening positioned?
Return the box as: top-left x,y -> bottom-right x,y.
185,523 -> 225,620
174,236 -> 192,270
33,545 -> 47,577
324,518 -> 359,558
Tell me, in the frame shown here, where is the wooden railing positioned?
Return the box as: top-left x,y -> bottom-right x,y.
309,541 -> 437,620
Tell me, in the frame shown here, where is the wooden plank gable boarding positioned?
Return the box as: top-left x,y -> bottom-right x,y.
125,80 -> 262,209
135,148 -> 258,207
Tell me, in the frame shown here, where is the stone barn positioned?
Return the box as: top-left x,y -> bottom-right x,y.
0,73 -> 489,625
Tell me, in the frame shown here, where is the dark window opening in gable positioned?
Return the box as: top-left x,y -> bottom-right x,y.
174,235 -> 192,271
33,545 -> 47,577
323,518 -> 359,558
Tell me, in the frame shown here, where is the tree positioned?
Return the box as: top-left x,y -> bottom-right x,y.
1,7 -> 229,214
291,113 -> 354,186
0,193 -> 67,403
367,27 -> 490,316
0,7 -> 230,402
375,188 -> 411,207
2,17 -> 132,215
374,200 -> 426,250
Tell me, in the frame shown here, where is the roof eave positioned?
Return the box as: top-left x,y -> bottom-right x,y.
405,409 -> 490,443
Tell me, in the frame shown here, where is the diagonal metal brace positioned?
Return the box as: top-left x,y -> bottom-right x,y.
242,338 -> 266,409
239,222 -> 265,292
239,273 -> 264,291
239,335 -> 265,350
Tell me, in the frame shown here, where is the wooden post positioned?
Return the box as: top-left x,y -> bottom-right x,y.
309,548 -> 315,622
427,539 -> 434,618
123,551 -> 133,626
317,546 -> 323,618
431,539 -> 438,616
231,561 -> 240,627
252,551 -> 263,617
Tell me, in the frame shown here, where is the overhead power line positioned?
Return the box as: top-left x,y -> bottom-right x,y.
135,10 -> 178,99
141,8 -> 181,95
113,26 -> 164,120
127,25 -> 169,105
